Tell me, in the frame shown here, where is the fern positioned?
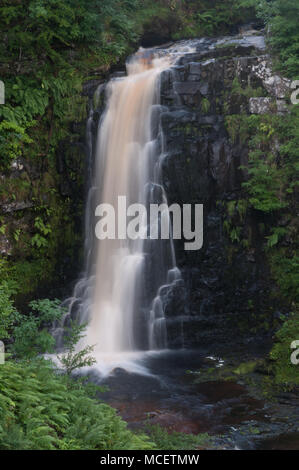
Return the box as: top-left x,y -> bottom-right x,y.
0,359 -> 154,450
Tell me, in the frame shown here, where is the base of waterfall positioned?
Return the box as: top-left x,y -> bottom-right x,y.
46,349 -> 170,379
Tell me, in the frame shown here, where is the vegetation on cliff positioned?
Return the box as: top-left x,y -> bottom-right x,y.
0,0 -> 298,449
222,1 -> 299,387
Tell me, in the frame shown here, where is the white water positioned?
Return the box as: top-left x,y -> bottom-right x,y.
87,53 -> 176,355
58,44 -> 196,376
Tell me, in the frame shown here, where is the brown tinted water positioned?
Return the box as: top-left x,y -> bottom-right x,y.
87,350 -> 299,449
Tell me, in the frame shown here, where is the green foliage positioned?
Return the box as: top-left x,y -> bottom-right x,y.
219,198 -> 249,248
9,259 -> 51,296
0,119 -> 34,170
0,284 -> 18,341
0,0 -> 142,176
233,360 -> 259,375
223,219 -> 242,243
11,299 -> 64,358
57,321 -> 96,376
223,70 -> 298,399
145,424 -> 209,450
257,0 -> 299,78
243,149 -> 287,212
133,0 -> 259,43
0,0 -> 139,67
31,216 -> 52,249
0,290 -> 155,450
230,104 -> 299,392
0,260 -> 18,340
225,114 -> 253,144
225,108 -> 298,314
270,251 -> 299,303
269,311 -> 299,388
266,227 -> 287,248
201,97 -> 210,114
0,359 -> 154,450
171,0 -> 257,38
231,78 -> 264,100
237,112 -> 298,214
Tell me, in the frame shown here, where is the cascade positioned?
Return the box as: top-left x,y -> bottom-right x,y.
59,45 -> 197,373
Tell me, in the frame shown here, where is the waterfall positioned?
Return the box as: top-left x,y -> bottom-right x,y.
60,44 -> 196,373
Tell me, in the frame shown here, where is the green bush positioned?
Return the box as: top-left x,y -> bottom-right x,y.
0,359 -> 154,450
10,299 -> 64,358
57,321 -> 96,376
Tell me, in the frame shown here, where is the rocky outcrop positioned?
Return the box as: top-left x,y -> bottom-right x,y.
157,33 -> 291,351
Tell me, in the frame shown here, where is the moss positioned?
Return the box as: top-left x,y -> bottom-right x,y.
233,361 -> 259,376
215,42 -> 239,50
249,427 -> 261,435
190,359 -> 264,385
173,123 -> 201,138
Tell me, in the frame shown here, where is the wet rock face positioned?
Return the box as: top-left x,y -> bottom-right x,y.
160,38 -> 269,206
158,34 -> 288,350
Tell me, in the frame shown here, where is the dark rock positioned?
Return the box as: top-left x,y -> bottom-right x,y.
157,33 -> 281,351
173,82 -> 202,95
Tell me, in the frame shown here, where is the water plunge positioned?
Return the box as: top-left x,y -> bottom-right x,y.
60,46 -> 196,375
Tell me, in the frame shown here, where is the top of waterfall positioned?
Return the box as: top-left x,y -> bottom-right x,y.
126,41 -> 198,76
125,32 -> 266,76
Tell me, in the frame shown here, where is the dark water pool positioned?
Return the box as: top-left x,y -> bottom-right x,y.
86,350 -> 299,450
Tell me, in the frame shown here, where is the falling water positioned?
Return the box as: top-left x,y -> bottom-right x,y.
59,44 -> 196,374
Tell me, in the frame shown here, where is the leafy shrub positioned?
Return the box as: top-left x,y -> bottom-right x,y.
0,359 -> 154,450
57,321 -> 96,376
11,299 -> 64,358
